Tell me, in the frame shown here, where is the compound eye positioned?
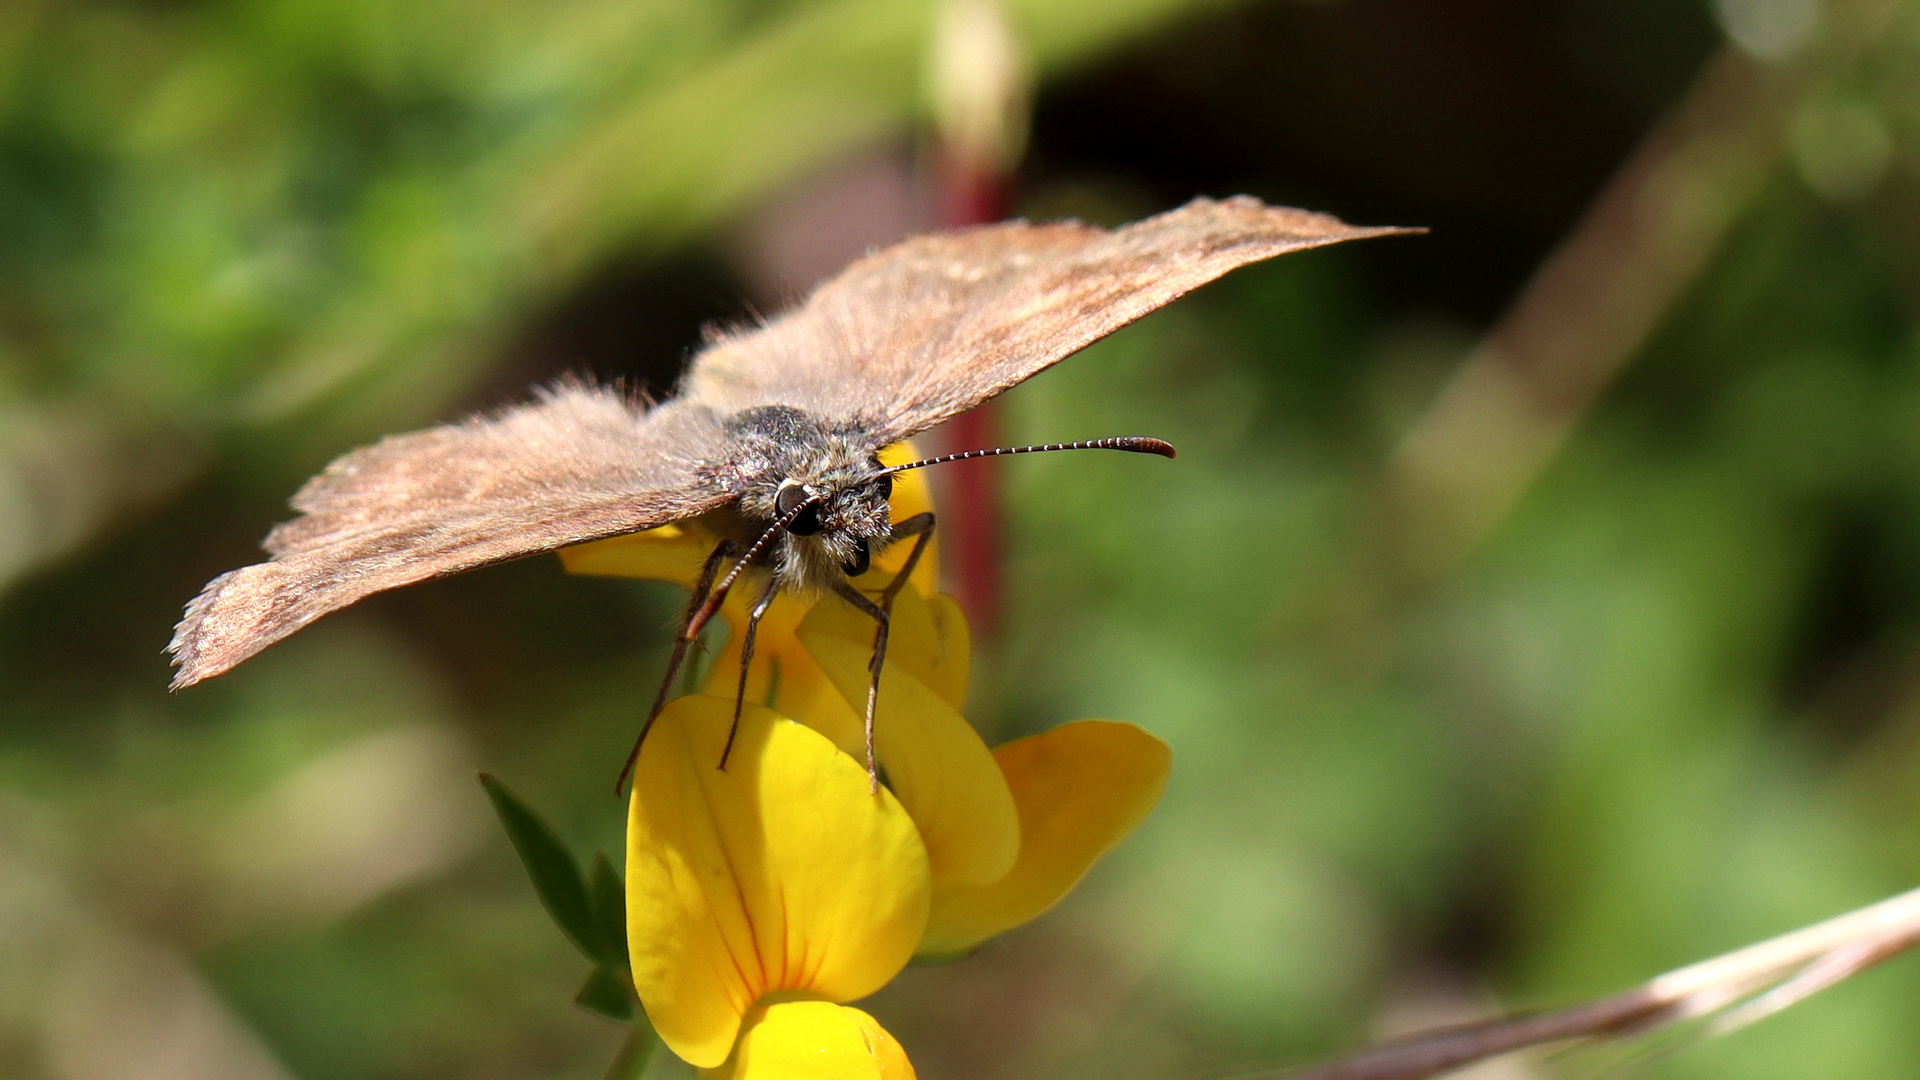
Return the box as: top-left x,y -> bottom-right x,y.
874,473 -> 893,500
775,482 -> 822,535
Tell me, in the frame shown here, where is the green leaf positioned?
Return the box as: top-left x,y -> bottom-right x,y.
575,965 -> 635,1023
589,852 -> 629,962
478,773 -> 617,965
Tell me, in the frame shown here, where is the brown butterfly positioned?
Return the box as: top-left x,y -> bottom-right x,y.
169,196 -> 1412,787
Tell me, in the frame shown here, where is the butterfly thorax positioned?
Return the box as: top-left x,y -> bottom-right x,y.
705,405 -> 895,596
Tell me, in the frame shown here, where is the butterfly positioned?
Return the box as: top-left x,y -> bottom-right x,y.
169,195 -> 1411,788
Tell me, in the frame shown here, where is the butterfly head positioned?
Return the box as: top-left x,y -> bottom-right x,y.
771,469 -> 892,576
726,405 -> 898,591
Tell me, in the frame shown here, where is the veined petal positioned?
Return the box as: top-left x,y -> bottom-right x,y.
920,721 -> 1170,957
799,625 -> 1016,890
700,1001 -> 915,1080
627,696 -> 930,1068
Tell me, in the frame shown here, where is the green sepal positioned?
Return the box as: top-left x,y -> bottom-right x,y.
478,773 -> 618,965
588,852 -> 628,961
575,965 -> 636,1022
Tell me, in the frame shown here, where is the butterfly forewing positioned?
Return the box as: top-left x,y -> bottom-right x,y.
169,384 -> 733,688
683,197 -> 1413,445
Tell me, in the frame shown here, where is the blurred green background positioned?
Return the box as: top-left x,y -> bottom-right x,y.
5,0 -> 1920,1077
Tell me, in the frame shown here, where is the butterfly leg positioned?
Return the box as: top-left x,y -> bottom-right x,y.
880,512 -> 936,608
829,581 -> 890,793
828,512 -> 937,793
615,538 -> 740,795
719,576 -> 780,770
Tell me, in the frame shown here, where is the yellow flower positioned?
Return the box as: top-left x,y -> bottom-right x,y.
626,695 -> 925,1076
721,1001 -> 915,1079
791,587 -> 1170,954
569,445 -> 1170,1073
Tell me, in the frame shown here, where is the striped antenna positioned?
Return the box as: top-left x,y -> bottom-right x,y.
685,491 -> 822,638
882,436 -> 1175,474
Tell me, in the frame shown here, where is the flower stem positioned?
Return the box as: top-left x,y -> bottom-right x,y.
603,1020 -> 656,1080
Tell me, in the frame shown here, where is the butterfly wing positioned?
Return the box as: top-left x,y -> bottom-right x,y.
683,196 -> 1413,443
169,382 -> 734,688
171,198 -> 1404,689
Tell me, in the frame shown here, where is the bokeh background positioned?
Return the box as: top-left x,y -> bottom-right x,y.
5,0 -> 1920,1077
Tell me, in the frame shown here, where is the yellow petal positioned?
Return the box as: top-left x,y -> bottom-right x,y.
696,589 -> 814,706
799,626 -> 1017,890
627,696 -> 930,1068
759,639 -> 862,736
922,592 -> 971,708
919,721 -> 1170,957
562,522 -> 792,691
872,442 -> 939,598
700,1001 -> 916,1080
796,585 -> 969,712
559,522 -> 715,581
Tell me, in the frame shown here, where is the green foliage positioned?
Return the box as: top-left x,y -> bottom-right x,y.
479,772 -> 623,969
482,771 -> 643,1073
589,851 -> 630,964
575,966 -> 636,1024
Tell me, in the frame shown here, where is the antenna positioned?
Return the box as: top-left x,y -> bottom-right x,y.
882,436 -> 1176,474
684,491 -> 822,640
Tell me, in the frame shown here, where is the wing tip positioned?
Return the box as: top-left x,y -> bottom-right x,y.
1174,194 -> 1428,243
166,626 -> 229,689
167,569 -> 242,691
165,633 -> 218,691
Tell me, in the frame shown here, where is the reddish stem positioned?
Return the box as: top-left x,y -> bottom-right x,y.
931,147 -> 1008,634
